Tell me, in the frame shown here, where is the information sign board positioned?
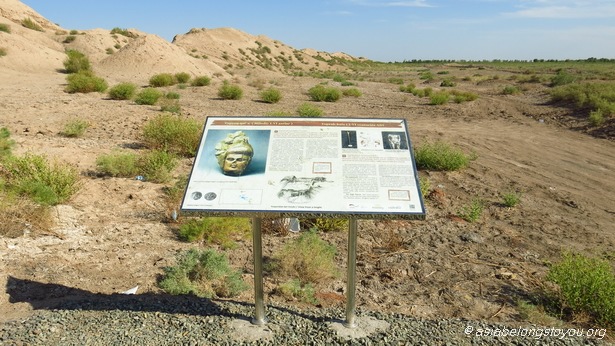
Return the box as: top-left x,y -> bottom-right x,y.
181,117 -> 425,220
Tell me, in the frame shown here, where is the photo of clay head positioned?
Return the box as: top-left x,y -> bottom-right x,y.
215,131 -> 254,176
197,129 -> 270,177
382,131 -> 408,150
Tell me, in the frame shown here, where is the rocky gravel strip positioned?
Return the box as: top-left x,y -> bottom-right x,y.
0,297 -> 610,345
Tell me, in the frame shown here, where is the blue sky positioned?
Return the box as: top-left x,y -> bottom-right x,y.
21,0 -> 615,61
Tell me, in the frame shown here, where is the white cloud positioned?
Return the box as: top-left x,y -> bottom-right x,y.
508,0 -> 615,18
346,0 -> 433,7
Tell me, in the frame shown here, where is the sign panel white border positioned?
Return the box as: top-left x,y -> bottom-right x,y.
181,117 -> 425,220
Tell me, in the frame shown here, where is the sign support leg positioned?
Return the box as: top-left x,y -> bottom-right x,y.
344,217 -> 358,328
251,217 -> 267,325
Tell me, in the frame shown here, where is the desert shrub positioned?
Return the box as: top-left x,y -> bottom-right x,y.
277,279 -> 317,304
551,82 -> 615,116
550,70 -> 576,87
95,151 -> 139,177
63,49 -> 91,74
177,217 -> 250,248
63,35 -> 76,43
2,153 -> 80,206
0,47 -> 6,57
0,193 -> 52,238
501,191 -> 521,207
502,85 -> 521,95
149,73 -> 176,87
108,82 -> 137,100
136,149 -> 177,183
217,82 -> 243,100
298,218 -> 347,232
0,23 -> 11,33
69,30 -> 79,35
141,113 -> 201,156
110,27 -> 136,38
174,72 -> 191,84
451,90 -> 478,103
158,248 -> 248,298
191,76 -> 211,87
165,91 -> 180,100
400,83 -> 416,93
414,140 -> 472,171
419,71 -> 434,81
135,87 -> 163,105
60,119 -> 89,138
388,77 -> 404,85
21,18 -> 43,32
260,87 -> 282,103
1,127 -> 15,159
412,88 -> 425,97
273,229 -> 338,285
440,79 -> 456,87
342,88 -> 362,97
428,91 -> 450,105
308,85 -> 341,102
105,48 -> 114,55
588,109 -> 605,127
547,253 -> 615,328
65,72 -> 107,93
419,175 -> 431,198
458,198 -> 484,222
159,99 -> 181,114
296,103 -> 323,117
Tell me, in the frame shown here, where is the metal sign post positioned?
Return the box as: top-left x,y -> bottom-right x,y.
251,217 -> 267,325
344,217 -> 358,328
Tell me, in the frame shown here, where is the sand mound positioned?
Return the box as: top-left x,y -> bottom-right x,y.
59,28 -> 144,64
97,34 -> 227,84
0,0 -> 61,32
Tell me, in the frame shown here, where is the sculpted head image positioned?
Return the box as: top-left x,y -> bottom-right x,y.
214,131 -> 254,176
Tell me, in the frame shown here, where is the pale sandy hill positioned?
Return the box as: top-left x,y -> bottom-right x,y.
58,28 -> 143,64
97,34 -> 227,84
0,0 -> 61,32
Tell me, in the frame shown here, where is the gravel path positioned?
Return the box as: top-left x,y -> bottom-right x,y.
0,295 -> 611,345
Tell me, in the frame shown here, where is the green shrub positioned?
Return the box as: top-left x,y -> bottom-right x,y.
419,175 -> 431,198
0,23 -> 11,33
429,91 -> 450,105
550,70 -> 575,87
217,82 -> 243,100
178,217 -> 250,248
110,27 -> 135,38
95,151 -> 139,177
149,73 -> 176,87
165,91 -> 180,100
296,103 -> 323,117
108,82 -> 137,100
0,47 -> 6,57
63,35 -> 76,43
278,279 -> 317,304
191,76 -> 211,86
342,88 -> 362,97
159,99 -> 181,114
451,90 -> 478,103
60,119 -> 89,138
63,49 -> 91,74
158,248 -> 248,298
308,85 -> 341,102
411,88 -> 425,97
501,191 -> 521,207
135,87 -> 163,105
273,229 -> 338,285
1,127 -> 15,159
414,141 -> 472,171
502,85 -> 521,95
69,30 -> 79,35
137,149 -> 177,183
65,72 -> 108,93
388,77 -> 404,85
2,153 -> 80,205
260,87 -> 282,103
105,48 -> 114,55
21,18 -> 43,32
141,113 -> 201,156
174,72 -> 191,84
419,71 -> 434,81
547,253 -> 615,328
440,79 -> 456,87
588,109 -> 605,127
458,198 -> 484,222
299,218 -> 347,232
551,82 -> 615,116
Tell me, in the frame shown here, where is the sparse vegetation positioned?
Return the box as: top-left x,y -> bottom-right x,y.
451,90 -> 478,103
110,27 -> 136,38
589,109 -> 605,127
428,91 -> 450,105
217,81 -> 243,100
63,35 -> 76,43
298,218 -> 347,233
65,71 -> 108,93
191,76 -> 211,87
136,149 -> 177,183
135,87 -> 163,105
174,72 -> 191,84
308,85 -> 341,102
502,85 -> 521,95
60,119 -> 89,138
21,18 -> 43,32
177,217 -> 250,248
501,190 -> 521,207
95,151 -> 139,178
551,82 -> 615,118
277,279 -> 317,304
0,47 -> 6,57
149,73 -> 176,87
260,87 -> 282,103
158,248 -> 248,298
342,88 -> 362,97
159,99 -> 181,114
0,127 -> 15,159
296,103 -> 323,117
547,252 -> 615,328
108,82 -> 137,100
141,113 -> 201,156
0,23 -> 11,33
63,49 -> 91,74
550,70 -> 576,87
414,140 -> 472,171
458,198 -> 484,223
